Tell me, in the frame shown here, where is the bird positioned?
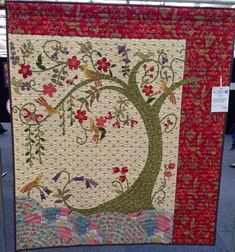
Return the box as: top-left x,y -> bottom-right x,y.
20,173 -> 43,193
80,64 -> 102,87
134,51 -> 155,60
160,79 -> 176,104
89,118 -> 100,144
35,97 -> 59,115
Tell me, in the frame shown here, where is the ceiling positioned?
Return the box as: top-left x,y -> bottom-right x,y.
0,0 -> 235,57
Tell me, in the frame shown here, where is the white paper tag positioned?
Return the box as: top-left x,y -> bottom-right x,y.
211,86 -> 230,112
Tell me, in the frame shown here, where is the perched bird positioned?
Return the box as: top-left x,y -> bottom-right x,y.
89,118 -> 99,144
35,97 -> 59,115
20,173 -> 43,193
80,64 -> 102,87
160,79 -> 176,104
134,51 -> 155,60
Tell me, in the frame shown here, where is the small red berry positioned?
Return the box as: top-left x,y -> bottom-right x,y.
168,162 -> 176,169
66,80 -> 70,84
121,166 -> 128,174
149,66 -> 155,72
143,64 -> 147,69
149,74 -> 154,78
113,167 -> 120,173
74,75 -> 78,79
164,123 -> 169,128
165,171 -> 172,178
119,175 -> 126,183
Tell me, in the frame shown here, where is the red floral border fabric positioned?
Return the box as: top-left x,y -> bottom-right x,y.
7,2 -> 235,245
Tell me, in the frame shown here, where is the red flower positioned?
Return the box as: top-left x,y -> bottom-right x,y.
168,162 -> 176,169
42,83 -> 57,97
165,171 -> 172,178
113,167 -> 120,173
113,120 -> 121,129
142,85 -> 154,96
130,119 -> 138,128
121,166 -> 128,173
67,56 -> 80,70
105,111 -> 113,120
95,116 -> 107,127
75,109 -> 88,123
119,175 -> 126,183
96,57 -> 111,72
149,66 -> 155,72
18,64 -> 32,79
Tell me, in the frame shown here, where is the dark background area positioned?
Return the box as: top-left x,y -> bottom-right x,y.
226,58 -> 235,133
0,57 -> 10,122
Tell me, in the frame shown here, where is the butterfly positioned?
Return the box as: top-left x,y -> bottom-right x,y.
22,108 -> 43,124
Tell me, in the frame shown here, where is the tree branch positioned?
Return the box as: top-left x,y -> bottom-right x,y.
152,77 -> 201,110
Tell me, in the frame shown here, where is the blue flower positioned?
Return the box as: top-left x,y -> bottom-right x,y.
123,58 -> 131,65
40,190 -> 46,201
43,187 -> 52,195
74,176 -> 84,181
21,82 -> 30,91
118,45 -> 126,55
87,179 -> 98,188
52,172 -> 62,182
162,56 -> 168,64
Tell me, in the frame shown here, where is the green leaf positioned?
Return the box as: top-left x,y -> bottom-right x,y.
62,70 -> 68,75
40,146 -> 45,150
30,139 -> 35,143
85,101 -> 90,112
109,69 -> 113,77
57,188 -> 62,194
98,127 -> 106,141
40,138 -> 45,142
147,97 -> 156,104
53,194 -> 62,199
60,76 -> 65,81
111,64 -> 116,68
35,150 -> 40,154
36,54 -> 46,70
51,78 -> 57,83
64,189 -> 70,194
25,152 -> 30,156
24,128 -> 29,132
96,93 -> 100,102
96,51 -> 102,57
64,194 -> 72,201
52,74 -> 58,78
36,62 -> 46,70
77,97 -> 86,103
84,90 -> 93,95
14,87 -> 20,94
55,200 -> 63,204
67,107 -> 72,111
26,158 -> 31,163
90,95 -> 95,107
58,81 -> 63,86
53,68 -> 59,73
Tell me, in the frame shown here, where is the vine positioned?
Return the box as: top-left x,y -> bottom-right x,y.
59,102 -> 66,136
34,124 -> 46,164
24,125 -> 35,167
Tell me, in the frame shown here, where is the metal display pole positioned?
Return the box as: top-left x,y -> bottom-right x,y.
0,148 -> 7,252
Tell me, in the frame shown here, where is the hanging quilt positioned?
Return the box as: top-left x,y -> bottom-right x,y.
6,2 -> 235,250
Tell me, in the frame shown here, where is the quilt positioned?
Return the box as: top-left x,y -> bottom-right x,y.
6,2 -> 235,250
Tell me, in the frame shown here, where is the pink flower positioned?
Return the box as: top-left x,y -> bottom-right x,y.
130,119 -> 138,128
113,120 -> 121,129
96,57 -> 111,72
57,227 -> 72,242
156,215 -> 171,232
95,116 -> 107,127
75,109 -> 88,123
25,214 -> 41,224
67,56 -> 80,70
59,208 -> 72,216
18,64 -> 32,79
42,83 -> 57,97
142,85 -> 154,97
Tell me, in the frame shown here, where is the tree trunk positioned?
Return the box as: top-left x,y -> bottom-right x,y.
66,96 -> 163,216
